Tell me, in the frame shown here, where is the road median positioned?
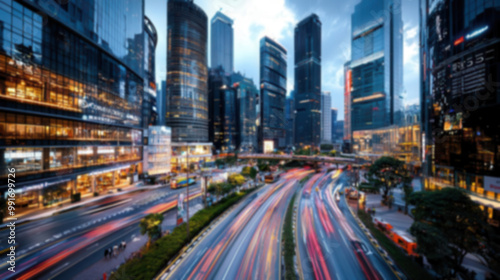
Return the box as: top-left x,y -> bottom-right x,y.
109,187 -> 259,280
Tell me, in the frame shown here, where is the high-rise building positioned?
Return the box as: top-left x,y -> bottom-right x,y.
294,14 -> 322,148
350,0 -> 403,132
232,72 -> 258,153
331,108 -> 338,141
344,62 -> 352,142
144,16 -> 158,127
166,0 -> 209,143
285,91 -> 295,148
335,120 -> 344,143
211,11 -> 233,74
0,0 -> 146,211
320,91 -> 331,143
259,36 -> 287,152
157,80 -> 167,126
208,67 -> 237,153
420,0 -> 500,224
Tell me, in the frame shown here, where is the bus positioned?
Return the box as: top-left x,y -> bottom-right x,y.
171,177 -> 196,189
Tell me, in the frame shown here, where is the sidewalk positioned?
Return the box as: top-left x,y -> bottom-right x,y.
364,193 -> 493,280
2,182 -> 166,227
75,203 -> 204,280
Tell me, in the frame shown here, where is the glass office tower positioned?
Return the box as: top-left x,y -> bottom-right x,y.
208,66 -> 237,153
211,11 -> 233,74
331,108 -> 338,142
350,0 -> 403,132
0,0 -> 145,211
144,16 -> 158,127
259,36 -> 287,151
421,0 -> 500,226
285,92 -> 295,148
232,72 -> 258,153
166,0 -> 208,143
294,14 -> 321,148
321,91 -> 331,143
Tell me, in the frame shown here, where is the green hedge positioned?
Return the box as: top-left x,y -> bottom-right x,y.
110,190 -> 253,280
283,194 -> 297,280
357,210 -> 432,280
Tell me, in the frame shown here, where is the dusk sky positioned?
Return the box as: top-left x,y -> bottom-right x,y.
146,0 -> 421,120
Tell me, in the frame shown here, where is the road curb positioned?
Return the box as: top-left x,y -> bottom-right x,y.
155,187 -> 262,280
345,199 -> 406,280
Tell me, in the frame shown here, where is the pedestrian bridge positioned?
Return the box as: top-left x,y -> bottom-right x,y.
237,153 -> 358,165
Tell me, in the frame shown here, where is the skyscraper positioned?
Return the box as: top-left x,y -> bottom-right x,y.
144,16 -> 158,127
259,36 -> 287,152
208,67 -> 237,153
232,72 -> 258,153
211,11 -> 233,74
166,0 -> 209,143
0,0 -> 146,210
294,14 -> 322,148
321,92 -> 331,143
344,62 -> 352,142
420,0 -> 500,224
285,92 -> 295,148
350,0 -> 403,132
331,108 -> 338,141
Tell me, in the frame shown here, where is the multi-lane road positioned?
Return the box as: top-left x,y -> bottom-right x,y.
297,170 -> 398,280
3,166 -> 403,280
160,168 -> 312,280
0,184 -> 202,280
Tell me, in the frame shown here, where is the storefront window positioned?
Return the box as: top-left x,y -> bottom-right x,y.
5,148 -> 42,174
49,148 -> 75,169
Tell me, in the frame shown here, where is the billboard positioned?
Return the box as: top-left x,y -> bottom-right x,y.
263,140 -> 274,154
484,176 -> 500,194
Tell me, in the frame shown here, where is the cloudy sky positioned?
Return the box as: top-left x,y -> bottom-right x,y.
146,0 -> 420,120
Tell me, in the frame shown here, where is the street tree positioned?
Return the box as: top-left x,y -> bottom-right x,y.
409,188 -> 486,278
228,173 -> 246,190
139,213 -> 164,248
402,183 -> 413,215
366,156 -> 409,205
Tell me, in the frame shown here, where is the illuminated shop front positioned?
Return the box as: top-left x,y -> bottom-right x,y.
420,0 -> 500,226
171,143 -> 212,172
0,0 -> 146,204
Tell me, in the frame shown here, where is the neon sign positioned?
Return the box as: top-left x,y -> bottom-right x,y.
465,26 -> 488,40
454,36 -> 464,46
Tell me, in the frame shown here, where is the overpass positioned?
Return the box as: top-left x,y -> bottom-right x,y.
237,153 -> 360,165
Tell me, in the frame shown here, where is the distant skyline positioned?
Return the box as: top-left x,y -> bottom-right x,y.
146,0 -> 420,120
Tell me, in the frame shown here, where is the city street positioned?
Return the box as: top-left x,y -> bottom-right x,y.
0,184 -> 203,280
297,170 -> 398,280
161,168 -> 311,280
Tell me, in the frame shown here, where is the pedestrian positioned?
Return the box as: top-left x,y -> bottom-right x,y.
108,247 -> 113,258
104,248 -> 108,259
121,240 -> 127,249
113,245 -> 118,256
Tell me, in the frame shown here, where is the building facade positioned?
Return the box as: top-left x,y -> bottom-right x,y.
259,36 -> 287,152
0,0 -> 146,212
294,14 -> 321,148
208,66 -> 237,153
232,72 -> 258,153
343,61 -> 352,144
210,11 -> 233,74
331,108 -> 338,141
350,0 -> 403,132
145,126 -> 171,179
420,0 -> 500,226
166,0 -> 209,143
320,91 -> 331,143
144,16 -> 158,127
285,92 -> 295,148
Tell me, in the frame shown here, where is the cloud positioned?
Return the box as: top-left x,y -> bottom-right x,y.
403,24 -> 420,106
200,0 -> 297,82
